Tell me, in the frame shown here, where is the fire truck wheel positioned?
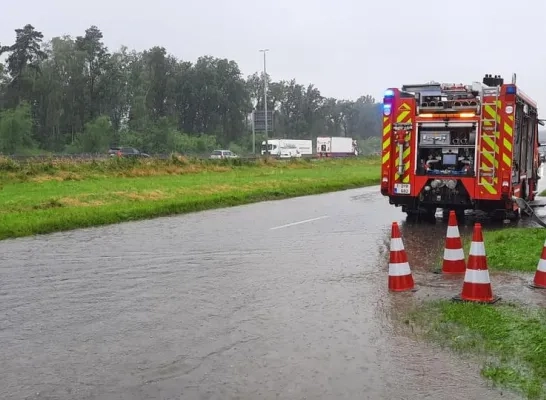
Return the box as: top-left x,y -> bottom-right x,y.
487,209 -> 519,222
506,209 -> 520,221
405,207 -> 436,222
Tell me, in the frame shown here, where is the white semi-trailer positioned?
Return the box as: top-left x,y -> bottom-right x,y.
316,137 -> 358,157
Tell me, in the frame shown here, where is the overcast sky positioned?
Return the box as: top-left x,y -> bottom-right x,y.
2,0 -> 546,106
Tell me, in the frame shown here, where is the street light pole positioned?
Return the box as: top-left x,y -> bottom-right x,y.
251,110 -> 256,154
260,49 -> 269,156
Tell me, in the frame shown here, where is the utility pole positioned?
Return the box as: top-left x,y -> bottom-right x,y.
251,110 -> 256,154
260,49 -> 269,156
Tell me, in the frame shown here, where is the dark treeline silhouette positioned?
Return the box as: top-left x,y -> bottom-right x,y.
0,24 -> 382,155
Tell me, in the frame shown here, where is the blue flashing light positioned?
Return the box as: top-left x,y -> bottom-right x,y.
384,89 -> 394,98
383,103 -> 392,116
506,86 -> 516,95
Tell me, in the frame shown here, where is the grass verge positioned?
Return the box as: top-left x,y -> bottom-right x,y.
409,300 -> 546,399
432,227 -> 546,274
477,228 -> 546,273
0,156 -> 380,240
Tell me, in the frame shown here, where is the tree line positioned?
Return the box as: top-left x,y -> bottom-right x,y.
0,24 -> 382,156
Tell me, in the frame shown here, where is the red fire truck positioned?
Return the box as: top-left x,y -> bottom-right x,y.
380,74 -> 543,220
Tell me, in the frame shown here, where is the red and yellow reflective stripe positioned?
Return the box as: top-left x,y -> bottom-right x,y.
501,114 -> 514,169
479,100 -> 500,195
382,117 -> 391,167
394,105 -> 412,183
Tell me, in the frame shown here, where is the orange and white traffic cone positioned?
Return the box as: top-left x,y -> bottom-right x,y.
388,222 -> 415,292
530,238 -> 546,289
453,223 -> 499,303
441,211 -> 466,274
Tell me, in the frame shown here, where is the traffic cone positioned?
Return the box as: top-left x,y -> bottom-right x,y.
453,223 -> 499,303
441,211 -> 466,274
530,238 -> 546,289
388,222 -> 415,291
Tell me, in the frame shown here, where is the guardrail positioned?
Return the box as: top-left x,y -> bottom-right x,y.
2,153 -> 371,162
4,153 -> 172,161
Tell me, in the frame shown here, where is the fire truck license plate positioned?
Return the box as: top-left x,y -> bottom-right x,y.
394,183 -> 411,194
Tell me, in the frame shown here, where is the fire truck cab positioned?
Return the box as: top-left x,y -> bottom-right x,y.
380,74 -> 543,220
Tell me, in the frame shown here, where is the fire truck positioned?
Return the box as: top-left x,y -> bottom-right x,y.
380,74 -> 543,220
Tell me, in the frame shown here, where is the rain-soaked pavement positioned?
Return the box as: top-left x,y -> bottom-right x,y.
2,175 -> 546,399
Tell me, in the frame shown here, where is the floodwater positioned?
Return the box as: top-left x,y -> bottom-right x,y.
1,180 -> 541,399
399,217 -> 546,308
395,164 -> 546,308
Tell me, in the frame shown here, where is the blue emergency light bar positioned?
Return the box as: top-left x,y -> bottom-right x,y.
506,85 -> 516,95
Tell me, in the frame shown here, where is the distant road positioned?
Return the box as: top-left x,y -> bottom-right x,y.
3,153 -> 382,162
4,153 -> 331,161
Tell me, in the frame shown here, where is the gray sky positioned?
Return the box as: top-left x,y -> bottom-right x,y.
2,0 -> 546,106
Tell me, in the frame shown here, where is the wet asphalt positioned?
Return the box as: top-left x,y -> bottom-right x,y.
1,181 -> 536,399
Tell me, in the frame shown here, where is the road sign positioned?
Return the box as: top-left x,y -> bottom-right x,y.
253,110 -> 274,132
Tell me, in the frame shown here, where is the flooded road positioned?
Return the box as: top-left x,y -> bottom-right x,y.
0,186 -> 530,399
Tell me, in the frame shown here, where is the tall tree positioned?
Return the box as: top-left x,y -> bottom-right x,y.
0,23 -> 381,155
0,24 -> 47,108
75,25 -> 109,122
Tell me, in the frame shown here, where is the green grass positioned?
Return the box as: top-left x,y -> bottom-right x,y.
0,156 -> 380,240
477,228 -> 546,272
410,300 -> 546,399
432,227 -> 546,274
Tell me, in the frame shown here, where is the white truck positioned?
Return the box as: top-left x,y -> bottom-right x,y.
261,139 -> 313,158
316,136 -> 358,157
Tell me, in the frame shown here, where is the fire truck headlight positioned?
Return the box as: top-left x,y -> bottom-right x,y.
430,179 -> 442,188
424,185 -> 431,191
446,179 -> 457,190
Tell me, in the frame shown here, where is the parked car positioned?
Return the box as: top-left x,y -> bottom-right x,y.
108,147 -> 150,158
209,150 -> 239,159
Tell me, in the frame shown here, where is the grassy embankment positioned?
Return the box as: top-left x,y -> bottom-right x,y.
413,226 -> 546,399
0,155 -> 380,240
410,301 -> 546,399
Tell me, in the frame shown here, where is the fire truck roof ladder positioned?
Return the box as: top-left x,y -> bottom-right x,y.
478,85 -> 500,186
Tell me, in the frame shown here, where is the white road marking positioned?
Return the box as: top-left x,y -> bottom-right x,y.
270,216 -> 329,230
